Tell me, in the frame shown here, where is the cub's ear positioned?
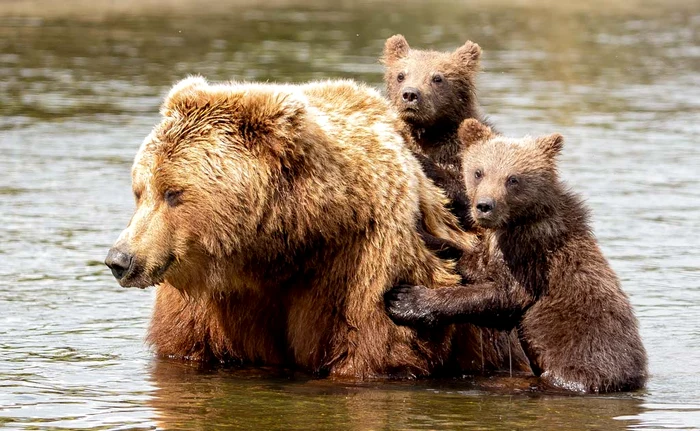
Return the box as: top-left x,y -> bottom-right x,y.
536,133 -> 565,159
382,34 -> 410,64
458,119 -> 494,149
452,40 -> 481,70
161,75 -> 208,117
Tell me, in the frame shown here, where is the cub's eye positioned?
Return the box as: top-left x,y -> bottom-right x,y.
432,74 -> 443,83
507,176 -> 519,187
397,72 -> 405,83
134,190 -> 142,202
164,189 -> 183,207
474,169 -> 483,180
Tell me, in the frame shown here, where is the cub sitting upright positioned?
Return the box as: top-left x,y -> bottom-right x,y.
382,34 -> 487,229
386,119 -> 648,393
383,36 -> 531,374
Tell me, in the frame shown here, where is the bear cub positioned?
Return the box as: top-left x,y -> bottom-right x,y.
385,119 -> 648,393
382,34 -> 489,230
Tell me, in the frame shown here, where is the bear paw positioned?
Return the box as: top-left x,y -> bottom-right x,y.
384,284 -> 440,328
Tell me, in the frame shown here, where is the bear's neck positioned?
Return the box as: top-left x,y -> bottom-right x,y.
407,103 -> 488,169
409,123 -> 462,169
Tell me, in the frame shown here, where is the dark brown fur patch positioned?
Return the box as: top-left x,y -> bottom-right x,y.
386,122 -> 648,392
383,37 -> 530,374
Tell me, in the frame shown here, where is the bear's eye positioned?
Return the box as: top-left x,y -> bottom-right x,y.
507,176 -> 519,187
397,72 -> 405,83
164,189 -> 183,207
474,169 -> 483,180
432,74 -> 443,84
134,190 -> 142,202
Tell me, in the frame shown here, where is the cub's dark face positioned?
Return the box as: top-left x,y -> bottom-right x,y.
382,35 -> 482,129
457,120 -> 565,229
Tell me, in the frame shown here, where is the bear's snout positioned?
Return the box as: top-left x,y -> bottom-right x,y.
401,87 -> 421,105
476,198 -> 495,215
105,247 -> 134,281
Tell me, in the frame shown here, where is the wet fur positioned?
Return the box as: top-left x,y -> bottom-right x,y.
383,35 -> 529,374
112,77 -> 524,379
386,120 -> 648,392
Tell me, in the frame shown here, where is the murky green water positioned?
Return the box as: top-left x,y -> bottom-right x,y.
1,0 -> 699,429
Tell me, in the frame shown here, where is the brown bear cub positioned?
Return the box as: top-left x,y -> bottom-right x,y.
385,119 -> 648,393
382,36 -> 533,375
382,34 -> 488,230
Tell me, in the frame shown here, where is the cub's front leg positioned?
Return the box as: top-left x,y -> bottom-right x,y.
384,284 -> 443,328
385,282 -> 529,331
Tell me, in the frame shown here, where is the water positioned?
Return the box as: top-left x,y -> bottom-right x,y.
1,0 -> 699,429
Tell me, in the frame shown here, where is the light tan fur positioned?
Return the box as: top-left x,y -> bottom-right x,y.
108,77 -> 496,379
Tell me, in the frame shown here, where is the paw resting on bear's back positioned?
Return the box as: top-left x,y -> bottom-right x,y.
384,284 -> 440,328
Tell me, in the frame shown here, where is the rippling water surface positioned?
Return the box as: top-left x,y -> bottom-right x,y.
1,0 -> 699,429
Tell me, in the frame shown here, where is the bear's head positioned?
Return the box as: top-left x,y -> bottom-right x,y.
457,119 -> 565,229
382,34 -> 482,130
105,76 -> 319,292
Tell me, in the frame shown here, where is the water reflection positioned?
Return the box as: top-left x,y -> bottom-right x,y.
1,0 -> 699,429
149,360 -> 645,431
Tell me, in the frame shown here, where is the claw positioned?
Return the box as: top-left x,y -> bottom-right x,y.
384,284 -> 438,328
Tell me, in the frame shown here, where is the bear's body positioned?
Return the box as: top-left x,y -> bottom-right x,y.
382,34 -> 489,229
383,36 -> 530,374
105,77 -> 519,378
386,120 -> 647,392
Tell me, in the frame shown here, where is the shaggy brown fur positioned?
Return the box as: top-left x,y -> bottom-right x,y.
382,34 -> 488,229
383,36 -> 530,375
386,119 -> 648,392
105,77 -> 520,379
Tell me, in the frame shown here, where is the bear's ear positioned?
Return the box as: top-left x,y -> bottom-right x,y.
233,91 -> 310,162
382,34 -> 410,64
452,40 -> 481,70
536,133 -> 565,160
458,119 -> 494,149
161,76 -> 208,117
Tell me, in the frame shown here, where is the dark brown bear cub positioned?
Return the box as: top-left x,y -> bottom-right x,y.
382,34 -> 487,229
386,119 -> 648,393
383,36 -> 532,375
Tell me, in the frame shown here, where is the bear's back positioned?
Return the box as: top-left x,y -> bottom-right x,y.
301,80 -> 408,153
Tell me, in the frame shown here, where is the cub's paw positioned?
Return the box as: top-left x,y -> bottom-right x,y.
384,284 -> 440,328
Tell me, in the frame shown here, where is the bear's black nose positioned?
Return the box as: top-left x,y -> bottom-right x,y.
476,199 -> 495,214
105,248 -> 133,281
402,87 -> 420,104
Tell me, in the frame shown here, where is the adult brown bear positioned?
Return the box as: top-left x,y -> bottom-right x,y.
104,77 -> 517,379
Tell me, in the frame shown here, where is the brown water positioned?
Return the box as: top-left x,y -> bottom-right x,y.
1,0 -> 699,429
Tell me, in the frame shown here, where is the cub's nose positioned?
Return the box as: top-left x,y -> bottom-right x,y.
402,87 -> 420,104
476,199 -> 495,215
105,248 -> 133,281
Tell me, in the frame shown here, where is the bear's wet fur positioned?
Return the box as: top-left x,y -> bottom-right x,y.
383,36 -> 531,375
386,119 -> 648,392
106,77 -> 528,379
382,34 -> 489,229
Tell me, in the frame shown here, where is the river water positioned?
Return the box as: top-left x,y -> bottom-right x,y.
1,0 -> 699,429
